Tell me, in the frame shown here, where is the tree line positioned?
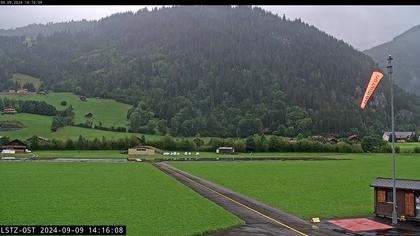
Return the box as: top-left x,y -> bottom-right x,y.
12,133 -> 399,154
0,98 -> 57,116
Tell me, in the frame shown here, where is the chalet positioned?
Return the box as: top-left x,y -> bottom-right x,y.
348,135 -> 361,143
216,147 -> 235,154
1,139 -> 28,153
371,177 -> 420,221
2,107 -> 17,114
382,132 -> 415,142
16,88 -> 28,94
327,135 -> 338,143
128,146 -> 156,155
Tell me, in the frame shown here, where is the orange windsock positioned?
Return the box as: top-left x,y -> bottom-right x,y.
360,71 -> 384,109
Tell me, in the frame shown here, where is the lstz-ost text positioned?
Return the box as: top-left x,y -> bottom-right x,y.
0,225 -> 126,235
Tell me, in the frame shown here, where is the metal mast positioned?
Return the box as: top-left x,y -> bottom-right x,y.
387,55 -> 397,225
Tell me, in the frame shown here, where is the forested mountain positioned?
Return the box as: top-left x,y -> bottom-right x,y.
0,20 -> 96,38
1,6 -> 420,137
365,25 -> 420,95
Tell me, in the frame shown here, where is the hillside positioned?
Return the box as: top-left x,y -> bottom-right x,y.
1,6 -> 420,137
365,25 -> 420,95
0,92 -> 132,128
0,20 -> 96,38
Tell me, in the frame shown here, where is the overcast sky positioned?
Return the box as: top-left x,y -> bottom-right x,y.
0,5 -> 419,50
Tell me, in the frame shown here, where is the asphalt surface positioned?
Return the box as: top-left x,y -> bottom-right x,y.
154,162 -> 343,236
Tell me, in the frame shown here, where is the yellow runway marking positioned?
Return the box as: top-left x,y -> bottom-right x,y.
168,166 -> 309,236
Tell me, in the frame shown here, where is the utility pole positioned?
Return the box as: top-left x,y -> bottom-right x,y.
387,55 -> 397,225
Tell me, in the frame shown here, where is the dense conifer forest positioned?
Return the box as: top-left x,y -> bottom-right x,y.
1,6 -> 419,137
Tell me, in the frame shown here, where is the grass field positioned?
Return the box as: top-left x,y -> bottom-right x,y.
12,73 -> 42,90
0,113 -> 164,141
397,142 -> 420,152
32,150 -> 127,158
0,92 -> 132,128
171,153 -> 420,220
0,162 -> 242,235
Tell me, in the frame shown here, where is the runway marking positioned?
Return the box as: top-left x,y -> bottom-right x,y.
163,164 -> 309,236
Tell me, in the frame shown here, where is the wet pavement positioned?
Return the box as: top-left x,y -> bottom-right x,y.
155,162 -> 342,236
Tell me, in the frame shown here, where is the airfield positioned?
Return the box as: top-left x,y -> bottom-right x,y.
1,152 -> 420,235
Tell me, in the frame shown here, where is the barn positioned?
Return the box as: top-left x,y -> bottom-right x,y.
216,147 -> 235,154
128,146 -> 156,155
370,177 -> 420,221
1,139 -> 28,153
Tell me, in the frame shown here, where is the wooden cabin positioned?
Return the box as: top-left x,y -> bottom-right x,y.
1,139 -> 28,153
2,107 -> 17,114
128,146 -> 156,155
370,177 -> 420,221
216,147 -> 235,154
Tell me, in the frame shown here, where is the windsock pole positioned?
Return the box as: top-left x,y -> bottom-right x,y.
387,55 -> 397,225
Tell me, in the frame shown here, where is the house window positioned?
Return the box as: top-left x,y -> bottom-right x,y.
386,190 -> 394,203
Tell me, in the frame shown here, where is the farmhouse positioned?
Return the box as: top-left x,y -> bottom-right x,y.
348,135 -> 361,142
2,107 -> 17,114
216,147 -> 235,154
327,135 -> 338,143
382,132 -> 415,142
370,177 -> 420,221
128,146 -> 156,155
1,139 -> 28,153
16,88 -> 28,94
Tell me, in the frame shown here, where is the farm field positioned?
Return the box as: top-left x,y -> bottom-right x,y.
171,153 -> 420,219
397,142 -> 420,152
0,113 -> 162,140
11,73 -> 42,90
32,150 -> 127,158
0,92 -> 132,128
0,162 -> 242,235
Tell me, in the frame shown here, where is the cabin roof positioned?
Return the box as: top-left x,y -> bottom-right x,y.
370,177 -> 420,191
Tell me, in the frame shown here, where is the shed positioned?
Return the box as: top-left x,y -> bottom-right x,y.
216,147 -> 235,154
128,146 -> 156,155
1,139 -> 28,153
370,177 -> 420,220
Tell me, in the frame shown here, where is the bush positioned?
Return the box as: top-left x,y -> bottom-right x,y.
60,101 -> 67,106
414,147 -> 420,153
361,136 -> 387,153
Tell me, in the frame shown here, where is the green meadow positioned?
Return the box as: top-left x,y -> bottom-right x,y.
11,73 -> 42,90
0,92 -> 132,128
0,113 -> 163,141
171,153 -> 420,219
397,142 -> 420,152
0,162 -> 242,235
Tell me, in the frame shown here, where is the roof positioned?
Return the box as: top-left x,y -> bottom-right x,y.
370,177 -> 420,191
383,132 -> 415,139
